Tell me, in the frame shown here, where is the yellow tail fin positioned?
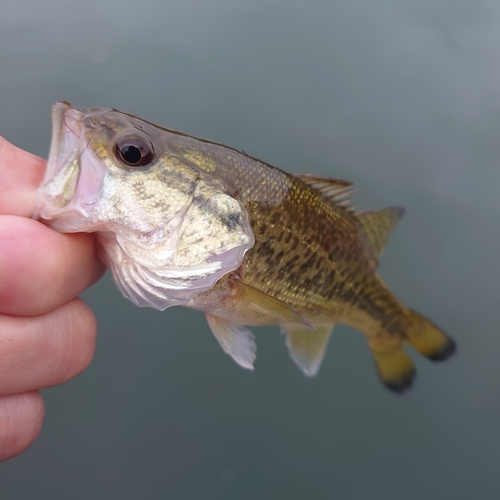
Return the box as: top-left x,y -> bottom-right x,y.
370,344 -> 416,393
369,310 -> 455,393
406,309 -> 456,361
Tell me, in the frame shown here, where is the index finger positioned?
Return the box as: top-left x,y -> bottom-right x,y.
0,136 -> 46,217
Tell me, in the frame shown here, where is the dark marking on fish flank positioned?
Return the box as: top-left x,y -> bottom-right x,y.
257,224 -> 267,236
299,261 -> 310,273
274,231 -> 283,243
257,240 -> 275,260
284,254 -> 300,268
275,250 -> 285,263
305,253 -> 318,269
276,266 -> 287,277
270,212 -> 281,225
305,234 -> 316,246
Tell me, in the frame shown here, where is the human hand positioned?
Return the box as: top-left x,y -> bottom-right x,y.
0,137 -> 105,461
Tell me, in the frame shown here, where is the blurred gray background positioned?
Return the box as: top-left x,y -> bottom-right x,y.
0,0 -> 498,498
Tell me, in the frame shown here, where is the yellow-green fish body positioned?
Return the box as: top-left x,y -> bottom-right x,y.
37,101 -> 455,392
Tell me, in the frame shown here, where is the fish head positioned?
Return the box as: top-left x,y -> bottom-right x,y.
37,101 -> 254,310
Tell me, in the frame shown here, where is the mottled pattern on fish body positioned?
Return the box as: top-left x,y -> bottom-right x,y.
183,147 -> 401,332
37,102 -> 456,393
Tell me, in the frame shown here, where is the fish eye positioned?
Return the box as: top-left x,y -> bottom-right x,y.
114,134 -> 155,167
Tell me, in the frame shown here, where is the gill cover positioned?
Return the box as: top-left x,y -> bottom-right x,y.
36,101 -> 255,310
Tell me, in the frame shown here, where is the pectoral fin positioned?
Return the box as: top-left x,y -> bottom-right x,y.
282,323 -> 335,377
206,313 -> 256,370
233,280 -> 314,329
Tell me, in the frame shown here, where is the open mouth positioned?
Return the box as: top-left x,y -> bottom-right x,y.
39,101 -> 85,209
35,101 -> 107,231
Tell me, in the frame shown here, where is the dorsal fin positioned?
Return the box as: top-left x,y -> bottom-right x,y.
296,174 -> 355,209
356,206 -> 405,258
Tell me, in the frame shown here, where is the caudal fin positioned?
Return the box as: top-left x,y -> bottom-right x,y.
406,309 -> 456,361
370,345 -> 416,393
369,310 -> 455,393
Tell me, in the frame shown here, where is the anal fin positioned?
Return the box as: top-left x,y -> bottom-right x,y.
206,314 -> 256,370
282,323 -> 335,377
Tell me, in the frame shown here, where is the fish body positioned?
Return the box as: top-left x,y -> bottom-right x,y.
37,101 -> 455,392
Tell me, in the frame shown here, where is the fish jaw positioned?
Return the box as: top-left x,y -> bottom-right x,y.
36,101 -> 108,232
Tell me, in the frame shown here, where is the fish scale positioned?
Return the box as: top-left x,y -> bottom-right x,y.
240,177 -> 368,313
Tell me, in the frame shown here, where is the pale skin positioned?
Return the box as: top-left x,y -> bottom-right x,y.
0,137 -> 105,461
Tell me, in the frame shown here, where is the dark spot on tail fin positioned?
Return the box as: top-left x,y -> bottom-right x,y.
384,368 -> 416,394
427,337 -> 456,361
370,345 -> 416,394
406,309 -> 456,362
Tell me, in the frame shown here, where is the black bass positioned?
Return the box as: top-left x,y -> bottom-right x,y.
36,101 -> 455,392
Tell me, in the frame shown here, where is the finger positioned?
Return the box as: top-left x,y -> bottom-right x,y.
0,136 -> 46,217
0,215 -> 105,316
0,391 -> 45,462
0,298 -> 97,396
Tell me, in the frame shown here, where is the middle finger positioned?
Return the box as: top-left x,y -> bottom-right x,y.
0,215 -> 105,316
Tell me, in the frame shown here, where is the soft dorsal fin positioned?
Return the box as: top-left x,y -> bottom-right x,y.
356,206 -> 405,258
296,174 -> 355,209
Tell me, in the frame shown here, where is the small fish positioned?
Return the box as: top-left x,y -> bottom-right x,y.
36,101 -> 455,392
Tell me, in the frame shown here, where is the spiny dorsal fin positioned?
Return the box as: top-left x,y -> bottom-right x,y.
296,174 -> 355,209
356,206 -> 405,258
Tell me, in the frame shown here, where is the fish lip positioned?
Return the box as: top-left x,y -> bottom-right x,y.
43,101 -> 84,186
36,101 -> 106,229
48,101 -> 72,166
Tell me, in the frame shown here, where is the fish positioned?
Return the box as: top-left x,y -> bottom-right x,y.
36,101 -> 456,392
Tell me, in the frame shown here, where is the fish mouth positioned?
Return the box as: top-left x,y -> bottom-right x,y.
43,101 -> 84,207
36,101 -> 107,231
